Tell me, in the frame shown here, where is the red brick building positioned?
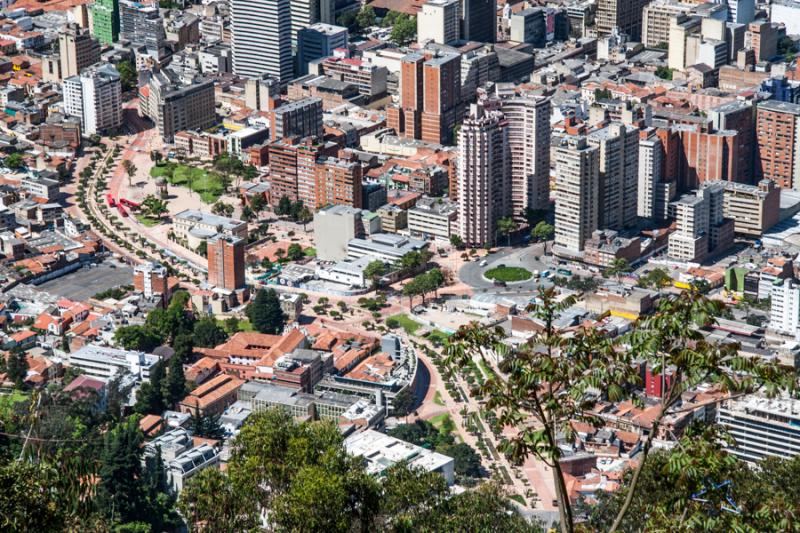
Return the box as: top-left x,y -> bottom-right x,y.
207,234 -> 245,291
756,100 -> 800,189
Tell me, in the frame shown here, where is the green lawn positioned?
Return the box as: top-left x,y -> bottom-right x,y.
388,314 -> 421,335
149,163 -> 227,203
136,214 -> 160,227
484,266 -> 532,282
426,329 -> 450,345
0,389 -> 28,416
429,413 -> 454,434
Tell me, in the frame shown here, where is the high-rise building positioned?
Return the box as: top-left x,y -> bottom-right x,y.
120,0 -> 165,55
642,0 -> 693,48
139,69 -> 216,143
667,183 -> 734,262
231,0 -> 293,83
297,23 -> 347,76
417,0 -> 461,45
91,0 -> 120,45
553,136 -> 600,256
501,95 -> 551,217
596,0 -> 651,40
587,122 -> 639,230
388,50 -> 461,145
59,24 -> 101,79
271,97 -> 323,141
745,20 -> 780,62
756,100 -> 800,189
718,395 -> 800,464
457,104 -> 510,247
461,0 -> 496,43
769,278 -> 800,338
207,234 -> 246,291
290,0 -> 334,47
133,262 -> 171,303
727,0 -> 755,24
509,8 -> 546,46
703,179 -> 780,237
638,132 -> 676,221
315,156 -> 363,209
63,64 -> 122,135
709,100 -> 755,184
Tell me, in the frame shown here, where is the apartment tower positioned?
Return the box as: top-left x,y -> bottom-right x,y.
501,95 -> 551,217
457,104 -> 510,247
553,136 -> 600,256
207,235 -> 246,291
587,122 -> 639,230
756,100 -> 800,189
59,25 -> 101,79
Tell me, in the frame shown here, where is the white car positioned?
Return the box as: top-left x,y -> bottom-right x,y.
479,260 -> 488,267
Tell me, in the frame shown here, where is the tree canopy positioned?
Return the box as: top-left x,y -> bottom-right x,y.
246,288 -> 287,334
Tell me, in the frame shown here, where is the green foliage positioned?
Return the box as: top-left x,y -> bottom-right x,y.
114,325 -> 162,352
246,288 -> 287,334
287,243 -> 304,261
141,195 -> 168,220
637,267 -> 672,289
390,13 -> 416,46
116,59 -> 137,92
497,216 -> 518,246
594,88 -> 613,100
0,462 -> 68,531
530,220 -> 554,242
390,387 -> 415,416
93,285 -> 134,300
655,66 -> 675,80
190,411 -> 225,440
449,234 -> 464,249
355,5 -> 376,30
337,10 -> 359,33
195,240 -> 207,257
6,348 -> 27,389
4,152 -> 24,170
162,354 -> 187,406
605,257 -> 632,278
192,315 -> 228,348
133,361 -> 166,415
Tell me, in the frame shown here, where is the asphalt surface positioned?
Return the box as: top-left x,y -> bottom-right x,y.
459,245 -> 554,292
35,260 -> 134,301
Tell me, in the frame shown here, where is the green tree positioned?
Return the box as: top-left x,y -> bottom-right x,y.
356,5 -> 376,30
192,315 -> 228,347
260,257 -> 274,271
449,234 -> 464,249
121,159 -> 137,187
116,59 -> 137,92
605,257 -> 632,280
96,417 -> 147,524
114,325 -> 163,352
4,152 -> 24,170
142,195 -> 168,220
250,194 -> 266,212
655,66 -> 675,80
497,216 -> 518,246
390,14 -> 416,46
6,348 -> 28,389
364,260 -> 387,290
287,243 -> 304,261
133,361 -> 166,415
172,332 -> 194,363
637,267 -> 672,289
224,316 -> 240,334
195,240 -> 207,257
0,462 -> 68,531
297,206 -> 313,230
246,288 -> 287,334
337,10 -> 358,33
531,220 -> 555,253
276,195 -> 293,217
162,355 -> 187,407
179,468 -> 259,532
190,411 -> 225,439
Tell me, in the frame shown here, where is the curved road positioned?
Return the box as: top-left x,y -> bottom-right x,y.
459,243 -> 554,293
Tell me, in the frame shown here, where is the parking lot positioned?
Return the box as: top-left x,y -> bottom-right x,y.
35,260 -> 134,301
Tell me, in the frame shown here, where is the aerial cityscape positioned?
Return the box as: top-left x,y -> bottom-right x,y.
1,0 -> 800,530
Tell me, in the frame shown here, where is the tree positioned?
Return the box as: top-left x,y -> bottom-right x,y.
637,267 -> 672,289
364,260 -> 387,290
531,220 -> 554,253
445,287 -> 640,533
250,194 -> 266,213
133,361 -> 166,415
117,59 -> 137,92
190,411 -> 225,439
121,160 -> 137,186
211,202 -> 234,217
605,257 -> 632,280
149,150 -> 163,166
337,10 -> 359,34
655,66 -> 675,80
4,152 -> 24,170
297,206 -> 313,230
142,195 -> 168,220
276,195 -> 293,217
356,5 -> 376,30
497,217 -> 518,246
114,325 -> 163,352
287,243 -> 304,261
179,468 -> 258,532
439,442 -> 482,478
224,316 -> 240,334
172,332 -> 194,363
195,241 -> 207,257
390,13 -> 416,46
425,267 -> 445,299
449,234 -> 464,249
246,288 -> 287,334
96,417 -> 147,524
0,462 -> 69,531
162,354 -> 187,407
193,316 -> 228,347
390,387 -> 415,417
260,257 -> 274,271
6,348 -> 28,389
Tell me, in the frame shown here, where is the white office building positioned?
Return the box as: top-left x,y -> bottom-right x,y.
553,136 -> 600,256
587,122 -> 639,230
417,0 -> 461,44
718,395 -> 800,463
62,63 -> 122,135
347,233 -> 428,263
770,278 -> 800,338
231,0 -> 293,83
67,344 -> 160,381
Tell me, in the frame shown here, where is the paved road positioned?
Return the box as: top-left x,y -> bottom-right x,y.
459,244 -> 554,292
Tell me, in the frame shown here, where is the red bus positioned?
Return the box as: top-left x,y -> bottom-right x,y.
106,194 -> 116,207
